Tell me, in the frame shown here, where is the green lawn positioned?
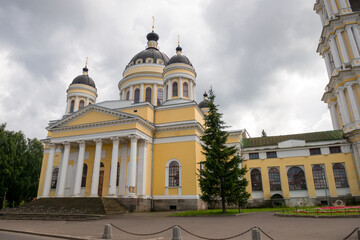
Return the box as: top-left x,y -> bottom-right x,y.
169,207 -> 360,217
169,208 -> 283,216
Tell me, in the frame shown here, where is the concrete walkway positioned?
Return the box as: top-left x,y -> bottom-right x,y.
0,212 -> 359,240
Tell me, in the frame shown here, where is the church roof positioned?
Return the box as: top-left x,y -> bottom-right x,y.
242,130 -> 344,148
71,67 -> 96,88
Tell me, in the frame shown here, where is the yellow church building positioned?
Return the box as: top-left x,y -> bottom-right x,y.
37,2 -> 360,210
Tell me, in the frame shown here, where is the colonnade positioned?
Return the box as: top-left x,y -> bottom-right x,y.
323,24 -> 360,77
164,77 -> 196,101
120,83 -> 162,106
41,134 -> 148,198
329,81 -> 360,129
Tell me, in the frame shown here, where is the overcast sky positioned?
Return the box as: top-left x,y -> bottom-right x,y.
0,0 -> 332,139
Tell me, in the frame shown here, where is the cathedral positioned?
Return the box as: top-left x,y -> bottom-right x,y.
37,1 -> 360,210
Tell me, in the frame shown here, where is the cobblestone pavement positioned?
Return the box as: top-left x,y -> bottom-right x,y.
0,212 -> 359,240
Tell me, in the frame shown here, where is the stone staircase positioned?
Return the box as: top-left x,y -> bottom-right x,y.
0,197 -> 128,220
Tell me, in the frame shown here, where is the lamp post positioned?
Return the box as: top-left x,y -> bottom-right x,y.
322,167 -> 330,207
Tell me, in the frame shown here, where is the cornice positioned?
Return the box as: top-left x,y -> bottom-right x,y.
67,85 -> 98,96
163,65 -> 197,77
163,73 -> 196,84
155,120 -> 204,133
119,73 -> 163,88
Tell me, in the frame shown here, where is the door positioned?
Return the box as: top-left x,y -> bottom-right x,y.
98,170 -> 104,197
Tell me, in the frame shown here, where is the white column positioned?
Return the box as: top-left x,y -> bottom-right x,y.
90,139 -> 102,197
336,30 -> 350,63
323,0 -> 333,18
329,102 -> 340,130
168,81 -> 172,100
346,84 -> 360,120
352,26 -> 360,54
42,144 -> 56,197
75,96 -> 79,112
119,141 -> 128,196
346,26 -> 360,59
65,99 -> 70,115
189,81 -> 193,101
73,140 -> 86,196
108,137 -> 119,196
337,88 -> 351,125
129,85 -> 133,100
140,83 -> 144,102
126,134 -> 138,196
323,52 -> 333,78
137,140 -> 148,196
193,83 -> 196,101
179,77 -> 183,98
330,35 -> 342,68
339,0 -> 350,12
330,0 -> 339,14
153,84 -> 157,105
56,142 -> 71,197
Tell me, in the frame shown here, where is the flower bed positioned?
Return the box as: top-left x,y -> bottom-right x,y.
292,206 -> 360,215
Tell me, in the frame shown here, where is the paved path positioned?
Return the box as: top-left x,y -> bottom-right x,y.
0,212 -> 359,240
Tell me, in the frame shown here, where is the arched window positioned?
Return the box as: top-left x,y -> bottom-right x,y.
145,87 -> 152,103
287,167 -> 307,190
116,162 -> 120,187
51,167 -> 59,189
268,167 -> 281,191
100,162 -> 104,168
251,169 -> 262,191
183,82 -> 189,97
134,88 -> 140,103
312,165 -> 326,189
166,85 -> 169,100
157,88 -> 163,105
333,163 -> 348,187
126,91 -> 130,100
81,164 -> 88,188
169,161 -> 180,187
172,82 -> 178,97
79,100 -> 85,109
70,100 -> 75,113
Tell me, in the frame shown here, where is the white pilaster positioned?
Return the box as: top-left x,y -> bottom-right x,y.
75,96 -> 79,112
352,26 -> 360,53
179,77 -> 183,98
126,134 -> 138,196
90,139 -> 102,197
129,85 -> 133,100
336,30 -> 350,63
323,0 -> 333,19
352,142 -> 360,184
73,140 -> 86,196
119,141 -> 128,196
140,83 -> 144,102
337,88 -> 351,125
339,0 -> 351,13
330,35 -> 342,68
152,84 -> 157,105
330,0 -> 339,14
42,144 -> 56,197
108,137 -> 119,196
189,81 -> 193,101
56,142 -> 71,197
346,84 -> 360,120
329,102 -> 340,130
169,82 -> 172,100
323,52 -> 333,78
137,140 -> 148,196
346,26 -> 360,60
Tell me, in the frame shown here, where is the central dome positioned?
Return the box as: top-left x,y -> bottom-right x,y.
125,31 -> 169,69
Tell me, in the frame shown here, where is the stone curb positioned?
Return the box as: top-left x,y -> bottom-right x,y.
0,227 -> 92,240
275,212 -> 360,218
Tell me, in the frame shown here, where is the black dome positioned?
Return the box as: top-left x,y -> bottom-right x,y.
198,100 -> 209,108
167,54 -> 192,66
147,31 -> 159,41
127,48 -> 169,68
71,69 -> 96,88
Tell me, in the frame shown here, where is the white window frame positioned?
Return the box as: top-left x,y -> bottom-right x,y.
165,159 -> 182,195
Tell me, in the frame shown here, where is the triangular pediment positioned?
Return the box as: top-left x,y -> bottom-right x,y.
47,105 -> 138,130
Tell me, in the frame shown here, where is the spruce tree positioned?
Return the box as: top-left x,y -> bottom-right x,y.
198,89 -> 249,213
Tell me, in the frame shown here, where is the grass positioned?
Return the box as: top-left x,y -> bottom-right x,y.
170,206 -> 360,217
169,207 -> 283,216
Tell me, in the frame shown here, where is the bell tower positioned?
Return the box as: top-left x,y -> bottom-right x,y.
315,0 -> 360,180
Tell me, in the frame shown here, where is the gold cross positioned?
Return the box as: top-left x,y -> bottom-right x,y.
85,57 -> 88,68
152,16 -> 155,31
178,34 -> 180,46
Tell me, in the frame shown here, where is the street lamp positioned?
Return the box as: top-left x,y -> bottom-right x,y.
321,167 -> 330,207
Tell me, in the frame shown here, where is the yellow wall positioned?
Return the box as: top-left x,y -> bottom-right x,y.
67,111 -> 119,126
123,65 -> 163,78
244,152 -> 360,199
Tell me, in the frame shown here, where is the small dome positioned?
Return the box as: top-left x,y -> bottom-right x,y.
166,45 -> 192,66
71,67 -> 96,88
198,92 -> 209,108
147,31 -> 159,42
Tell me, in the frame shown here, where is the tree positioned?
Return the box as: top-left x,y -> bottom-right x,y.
0,123 -> 43,208
198,89 -> 249,213
261,129 -> 267,137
